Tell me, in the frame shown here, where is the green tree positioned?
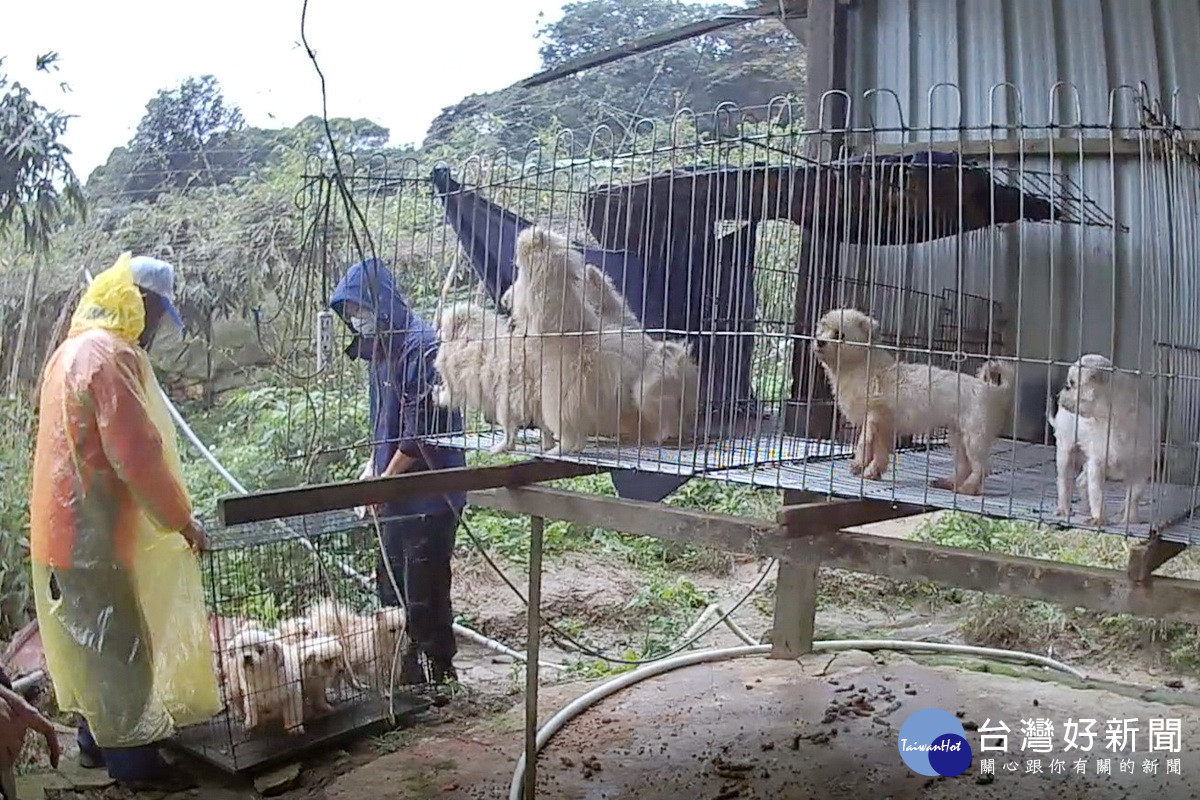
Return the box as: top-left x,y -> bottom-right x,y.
121,75 -> 247,199
424,0 -> 805,153
0,54 -> 84,253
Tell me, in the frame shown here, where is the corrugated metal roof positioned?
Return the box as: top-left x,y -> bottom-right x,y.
842,0 -> 1200,136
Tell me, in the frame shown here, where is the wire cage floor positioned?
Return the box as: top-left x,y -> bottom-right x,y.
171,510 -> 431,775
431,428 -> 1200,546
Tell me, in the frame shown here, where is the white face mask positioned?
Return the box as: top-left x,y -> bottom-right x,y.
350,315 -> 376,335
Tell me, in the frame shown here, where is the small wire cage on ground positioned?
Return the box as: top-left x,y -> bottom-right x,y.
172,511 -> 428,774
268,85 -> 1200,550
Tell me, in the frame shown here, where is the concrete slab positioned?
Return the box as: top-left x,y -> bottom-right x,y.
326,650 -> 1200,799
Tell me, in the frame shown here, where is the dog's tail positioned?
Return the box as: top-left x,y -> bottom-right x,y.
976,359 -> 1016,390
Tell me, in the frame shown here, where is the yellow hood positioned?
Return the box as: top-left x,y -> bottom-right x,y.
69,252 -> 146,343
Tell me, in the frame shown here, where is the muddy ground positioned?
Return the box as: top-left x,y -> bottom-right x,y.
12,513 -> 1200,799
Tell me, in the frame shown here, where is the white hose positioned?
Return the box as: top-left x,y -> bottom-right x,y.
159,386 -> 569,670
508,639 -> 1088,800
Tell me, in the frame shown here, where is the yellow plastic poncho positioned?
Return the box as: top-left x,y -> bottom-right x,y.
29,252 -> 220,749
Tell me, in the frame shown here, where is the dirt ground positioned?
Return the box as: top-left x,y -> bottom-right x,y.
13,513 -> 1200,799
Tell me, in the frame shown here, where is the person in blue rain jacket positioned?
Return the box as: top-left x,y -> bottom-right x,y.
330,257 -> 464,685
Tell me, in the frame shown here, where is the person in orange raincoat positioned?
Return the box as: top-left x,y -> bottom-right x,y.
28,253 -> 219,793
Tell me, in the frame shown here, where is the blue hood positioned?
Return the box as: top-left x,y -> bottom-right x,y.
329,257 -> 427,360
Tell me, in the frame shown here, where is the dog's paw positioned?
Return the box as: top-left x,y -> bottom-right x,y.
1054,504 -> 1072,518
489,441 -> 512,455
930,478 -> 956,492
285,722 -> 306,736
862,465 -> 884,480
849,461 -> 864,476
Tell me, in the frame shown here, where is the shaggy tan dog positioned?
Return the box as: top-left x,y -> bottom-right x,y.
1049,353 -> 1157,525
813,307 -> 1015,494
434,300 -> 555,453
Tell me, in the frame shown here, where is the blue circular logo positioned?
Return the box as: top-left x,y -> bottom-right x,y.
897,708 -> 974,777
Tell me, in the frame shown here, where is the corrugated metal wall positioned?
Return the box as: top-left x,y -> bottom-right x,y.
836,0 -> 1200,480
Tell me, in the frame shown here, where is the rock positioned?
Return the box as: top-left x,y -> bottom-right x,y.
15,771 -> 73,800
57,759 -> 116,789
1165,678 -> 1184,689
253,763 -> 302,796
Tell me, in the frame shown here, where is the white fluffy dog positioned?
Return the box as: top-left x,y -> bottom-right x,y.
500,262 -> 638,330
1048,353 -> 1156,525
227,626 -> 305,735
296,634 -> 350,718
632,337 -> 702,443
813,308 -> 1016,494
306,599 -> 407,694
510,226 -> 630,453
434,300 -> 555,454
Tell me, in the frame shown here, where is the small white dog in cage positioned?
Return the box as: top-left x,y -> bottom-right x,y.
813,307 -> 1016,494
296,633 -> 351,719
434,300 -> 556,454
306,599 -> 407,694
632,337 -> 703,443
1049,353 -> 1156,525
226,625 -> 306,735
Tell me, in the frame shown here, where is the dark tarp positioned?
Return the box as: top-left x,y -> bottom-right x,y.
431,166 -> 712,503
582,153 -> 1071,252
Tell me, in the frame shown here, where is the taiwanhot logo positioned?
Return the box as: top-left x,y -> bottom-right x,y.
897,708 -> 974,777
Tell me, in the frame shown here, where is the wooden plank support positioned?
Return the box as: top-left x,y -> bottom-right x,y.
1127,535 -> 1188,584
469,486 -> 779,553
466,486 -> 1200,625
770,558 -> 820,658
218,460 -> 605,526
776,497 -> 925,534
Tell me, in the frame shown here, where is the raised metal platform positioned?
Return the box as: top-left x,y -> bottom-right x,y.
432,429 -> 1200,545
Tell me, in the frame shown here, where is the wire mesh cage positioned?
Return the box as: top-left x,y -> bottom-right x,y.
173,512 -> 427,774
259,84 -> 1200,551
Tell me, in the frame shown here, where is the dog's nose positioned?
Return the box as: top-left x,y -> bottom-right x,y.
243,654 -> 254,665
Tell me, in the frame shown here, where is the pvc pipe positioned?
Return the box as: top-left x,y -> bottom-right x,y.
508,639 -> 1088,800
159,386 -> 571,670
11,670 -> 44,695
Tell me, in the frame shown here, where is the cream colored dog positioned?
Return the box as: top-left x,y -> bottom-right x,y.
434,300 -> 555,454
1049,353 -> 1156,525
226,626 -> 305,735
631,337 -> 702,443
296,633 -> 351,718
509,226 -> 629,453
813,308 -> 1016,494
306,599 -> 407,694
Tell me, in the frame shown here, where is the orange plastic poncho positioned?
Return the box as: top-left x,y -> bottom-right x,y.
28,253 -> 220,748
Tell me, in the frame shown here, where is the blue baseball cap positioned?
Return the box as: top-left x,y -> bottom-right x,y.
129,256 -> 184,329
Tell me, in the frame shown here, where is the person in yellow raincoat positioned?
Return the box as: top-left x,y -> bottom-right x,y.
28,253 -> 220,792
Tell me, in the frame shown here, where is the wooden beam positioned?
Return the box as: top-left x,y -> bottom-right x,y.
465,486 -> 1200,624
808,530 -> 1200,625
776,498 -> 924,533
469,486 -> 777,553
1127,536 -> 1188,583
770,558 -> 820,658
218,460 -> 604,526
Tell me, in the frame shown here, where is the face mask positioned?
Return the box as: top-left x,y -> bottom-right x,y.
350,315 -> 376,335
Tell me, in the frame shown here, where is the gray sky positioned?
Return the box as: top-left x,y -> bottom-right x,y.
2,0 -> 573,177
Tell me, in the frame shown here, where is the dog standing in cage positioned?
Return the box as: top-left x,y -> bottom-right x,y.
813,308 -> 1016,494
1050,354 -> 1157,525
508,226 -> 701,449
433,300 -> 557,454
330,257 -> 462,687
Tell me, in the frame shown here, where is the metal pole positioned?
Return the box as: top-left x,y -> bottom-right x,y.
523,515 -> 545,800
